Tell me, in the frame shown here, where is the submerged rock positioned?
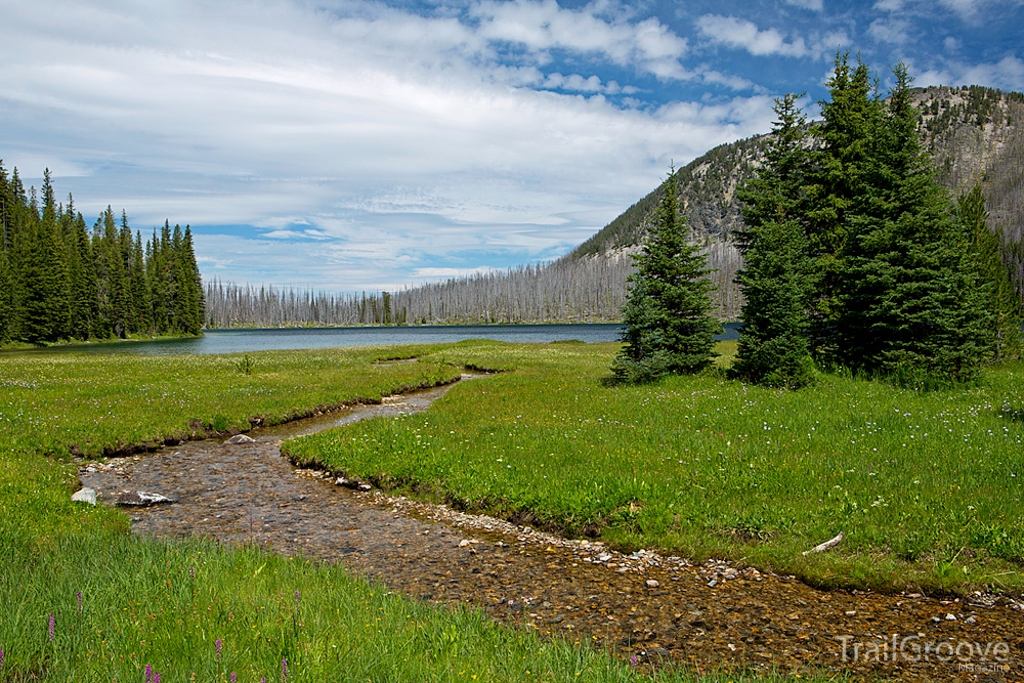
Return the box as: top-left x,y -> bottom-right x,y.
225,434 -> 256,445
116,490 -> 174,507
71,487 -> 97,505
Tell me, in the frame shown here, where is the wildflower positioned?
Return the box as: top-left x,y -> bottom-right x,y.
76,591 -> 83,612
0,649 -> 4,668
231,674 -> 237,683
282,658 -> 289,681
48,614 -> 55,641
154,674 -> 160,683
630,654 -> 639,667
216,638 -> 222,661
190,566 -> 195,580
295,590 -> 300,610
146,664 -> 153,683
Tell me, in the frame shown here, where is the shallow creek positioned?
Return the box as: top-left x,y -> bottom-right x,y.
79,376 -> 1023,683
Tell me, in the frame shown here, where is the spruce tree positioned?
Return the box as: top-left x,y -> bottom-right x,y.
838,64 -> 993,383
957,184 -> 1023,360
805,53 -> 882,363
733,94 -> 814,388
612,167 -> 720,382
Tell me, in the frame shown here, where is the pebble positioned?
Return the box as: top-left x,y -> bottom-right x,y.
224,434 -> 256,445
964,616 -> 977,624
945,613 -> 957,621
646,579 -> 660,588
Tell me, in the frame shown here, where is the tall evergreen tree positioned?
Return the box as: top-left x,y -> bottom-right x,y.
957,183 -> 1023,360
837,64 -> 993,383
732,94 -> 814,388
612,167 -> 720,383
805,53 -> 882,363
19,170 -> 71,342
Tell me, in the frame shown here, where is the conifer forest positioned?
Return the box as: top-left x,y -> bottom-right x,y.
0,165 -> 205,345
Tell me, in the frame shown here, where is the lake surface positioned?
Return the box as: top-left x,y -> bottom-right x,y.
6,323 -> 742,356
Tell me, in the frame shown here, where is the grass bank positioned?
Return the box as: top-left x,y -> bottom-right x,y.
1,345 -> 808,681
285,340 -> 1024,595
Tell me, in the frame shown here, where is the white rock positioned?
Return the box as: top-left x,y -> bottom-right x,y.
71,487 -> 97,505
224,434 -> 256,444
645,579 -> 660,588
945,613 -> 957,621
116,491 -> 174,507
458,539 -> 471,547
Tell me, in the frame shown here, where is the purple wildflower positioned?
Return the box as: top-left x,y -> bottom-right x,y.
261,678 -> 267,683
231,674 -> 237,683
190,566 -> 195,580
0,649 -> 4,668
216,638 -> 222,661
282,658 -> 288,681
145,664 -> 153,683
154,673 -> 160,683
295,590 -> 300,610
76,591 -> 83,612
48,614 -> 55,641
629,654 -> 639,668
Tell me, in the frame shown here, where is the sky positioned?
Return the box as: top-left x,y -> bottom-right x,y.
3,0 -> 1023,293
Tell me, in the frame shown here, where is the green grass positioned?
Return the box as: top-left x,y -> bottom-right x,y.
0,345 -> 826,682
285,340 -> 1024,595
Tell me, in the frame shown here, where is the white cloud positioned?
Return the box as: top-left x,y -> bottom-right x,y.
784,0 -> 824,9
696,15 -> 810,58
469,0 -> 689,78
413,266 -> 499,279
0,0 -> 777,291
867,17 -> 911,44
914,54 -> 1024,90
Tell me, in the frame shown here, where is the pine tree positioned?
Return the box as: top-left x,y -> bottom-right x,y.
838,64 -> 993,384
805,53 -> 882,363
19,170 -> 71,342
957,184 -> 1023,360
612,167 -> 720,382
732,94 -> 814,388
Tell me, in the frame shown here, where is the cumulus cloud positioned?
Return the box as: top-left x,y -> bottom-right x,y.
696,15 -> 810,58
0,0 -> 782,291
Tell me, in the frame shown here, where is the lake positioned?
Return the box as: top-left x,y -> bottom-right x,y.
4,323 -> 742,356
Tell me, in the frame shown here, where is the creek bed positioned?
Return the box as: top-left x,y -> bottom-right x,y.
79,376 -> 1024,683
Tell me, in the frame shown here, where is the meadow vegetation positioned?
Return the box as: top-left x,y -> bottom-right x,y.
286,340 -> 1024,595
1,345 -> 822,682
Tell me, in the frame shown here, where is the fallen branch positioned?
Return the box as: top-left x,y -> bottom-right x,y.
802,531 -> 844,556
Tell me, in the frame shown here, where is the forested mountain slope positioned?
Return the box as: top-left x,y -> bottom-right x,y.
205,85 -> 1024,327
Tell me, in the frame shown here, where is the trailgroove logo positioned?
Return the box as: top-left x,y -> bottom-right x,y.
835,635 -> 1012,672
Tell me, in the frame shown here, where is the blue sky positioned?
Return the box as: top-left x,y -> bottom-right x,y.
2,0 -> 1023,292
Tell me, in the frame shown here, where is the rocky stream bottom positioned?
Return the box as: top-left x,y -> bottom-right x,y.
78,378 -> 1023,683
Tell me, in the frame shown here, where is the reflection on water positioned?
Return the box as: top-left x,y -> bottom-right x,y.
4,322 -> 743,356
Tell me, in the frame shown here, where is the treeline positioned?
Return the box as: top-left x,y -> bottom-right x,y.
204,243 -> 742,328
0,163 -> 205,344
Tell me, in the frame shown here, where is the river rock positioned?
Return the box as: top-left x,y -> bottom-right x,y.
646,579 -> 660,588
116,490 -> 175,507
71,487 -> 97,505
224,434 -> 256,445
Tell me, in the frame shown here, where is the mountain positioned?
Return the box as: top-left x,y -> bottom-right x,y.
205,85 -> 1024,327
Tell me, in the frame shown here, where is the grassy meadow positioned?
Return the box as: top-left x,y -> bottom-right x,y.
285,340 -> 1024,594
0,345 -> 820,682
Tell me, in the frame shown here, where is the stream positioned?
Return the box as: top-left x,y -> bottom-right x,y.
78,375 -> 1023,683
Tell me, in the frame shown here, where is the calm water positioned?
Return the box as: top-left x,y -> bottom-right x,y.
6,323 -> 742,356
